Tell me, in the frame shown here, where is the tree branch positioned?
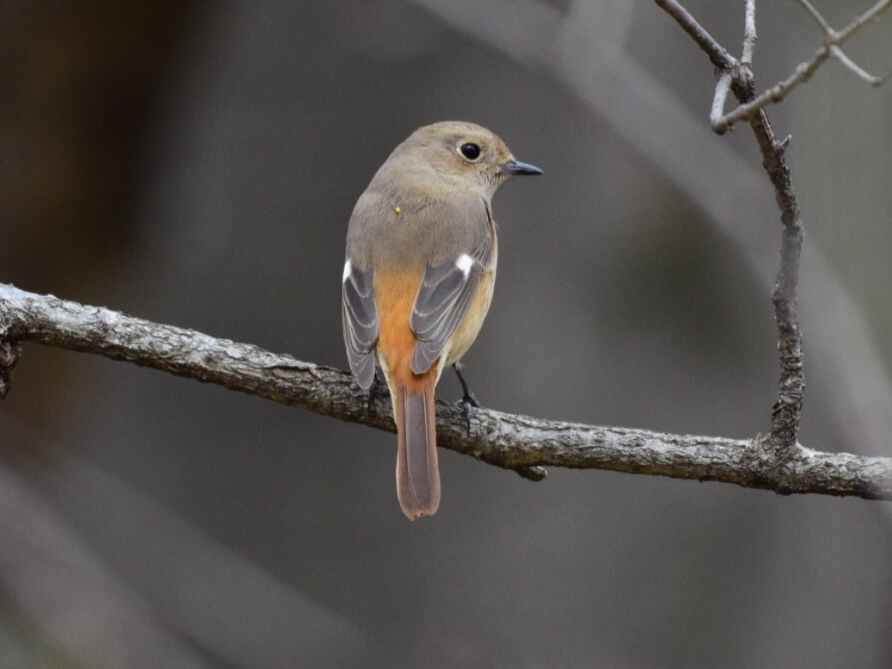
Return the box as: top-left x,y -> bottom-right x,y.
756,111 -> 805,455
658,1 -> 807,455
2,284 -> 890,499
741,0 -> 757,67
709,71 -> 733,128
408,0 -> 892,467
703,0 -> 892,132
711,47 -> 831,133
660,0 -> 892,134
829,45 -> 892,86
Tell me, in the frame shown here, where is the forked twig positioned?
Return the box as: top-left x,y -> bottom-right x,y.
706,0 -> 892,132
657,0 -> 806,456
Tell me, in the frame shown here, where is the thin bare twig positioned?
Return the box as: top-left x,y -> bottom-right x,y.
753,111 -> 805,455
794,0 -> 833,34
711,0 -> 892,131
741,0 -> 757,66
709,71 -> 733,127
740,6 -> 804,455
796,0 -> 892,86
1,284 -> 890,499
712,47 -> 830,135
836,0 -> 891,42
713,45 -> 831,133
658,1 -> 806,454
830,45 -> 892,86
737,4 -> 806,455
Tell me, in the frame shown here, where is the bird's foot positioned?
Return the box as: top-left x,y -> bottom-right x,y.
367,371 -> 384,412
452,362 -> 480,435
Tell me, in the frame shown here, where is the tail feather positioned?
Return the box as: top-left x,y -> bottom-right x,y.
395,385 -> 440,520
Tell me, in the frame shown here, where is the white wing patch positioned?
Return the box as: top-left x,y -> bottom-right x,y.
342,259 -> 352,283
455,253 -> 474,278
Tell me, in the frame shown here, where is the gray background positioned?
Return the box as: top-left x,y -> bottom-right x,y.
1,1 -> 891,667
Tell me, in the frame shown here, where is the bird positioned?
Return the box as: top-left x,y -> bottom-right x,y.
341,121 -> 542,519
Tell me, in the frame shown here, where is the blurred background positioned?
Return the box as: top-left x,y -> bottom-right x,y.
1,0 -> 891,667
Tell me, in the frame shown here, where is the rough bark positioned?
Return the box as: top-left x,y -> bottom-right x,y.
2,284 -> 890,499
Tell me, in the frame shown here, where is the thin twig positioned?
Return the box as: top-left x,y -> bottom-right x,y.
831,45 -> 892,86
708,0 -> 892,131
1,284 -> 890,499
712,46 -> 831,133
735,4 -> 805,455
749,110 -> 805,455
795,0 -> 892,87
659,1 -> 806,454
793,0 -> 832,34
709,71 -> 733,126
741,0 -> 757,66
836,0 -> 891,42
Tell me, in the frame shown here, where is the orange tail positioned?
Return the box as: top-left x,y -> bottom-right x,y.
395,384 -> 440,520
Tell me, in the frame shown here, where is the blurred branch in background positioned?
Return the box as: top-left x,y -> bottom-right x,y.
408,0 -> 892,466
0,444 -> 212,669
0,418 -> 377,668
2,284 -> 891,499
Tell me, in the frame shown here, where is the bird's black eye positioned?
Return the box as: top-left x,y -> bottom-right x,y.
459,142 -> 481,161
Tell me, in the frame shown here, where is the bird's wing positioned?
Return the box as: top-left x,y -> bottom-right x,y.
342,261 -> 379,389
410,243 -> 489,375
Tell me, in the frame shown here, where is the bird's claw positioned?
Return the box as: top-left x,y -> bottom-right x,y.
367,371 -> 383,412
452,362 -> 480,435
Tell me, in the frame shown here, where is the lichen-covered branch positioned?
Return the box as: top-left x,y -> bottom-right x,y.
2,284 -> 890,499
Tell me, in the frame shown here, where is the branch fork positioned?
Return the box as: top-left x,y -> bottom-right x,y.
656,0 -> 813,461
673,0 -> 892,133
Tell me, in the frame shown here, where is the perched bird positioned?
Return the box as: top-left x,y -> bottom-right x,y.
342,121 -> 541,519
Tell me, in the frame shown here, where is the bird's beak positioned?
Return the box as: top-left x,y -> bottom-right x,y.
503,159 -> 543,176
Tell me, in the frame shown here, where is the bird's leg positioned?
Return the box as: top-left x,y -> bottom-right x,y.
367,371 -> 384,412
452,362 -> 479,434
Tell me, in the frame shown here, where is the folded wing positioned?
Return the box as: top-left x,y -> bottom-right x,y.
342,261 -> 379,389
410,253 -> 484,375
